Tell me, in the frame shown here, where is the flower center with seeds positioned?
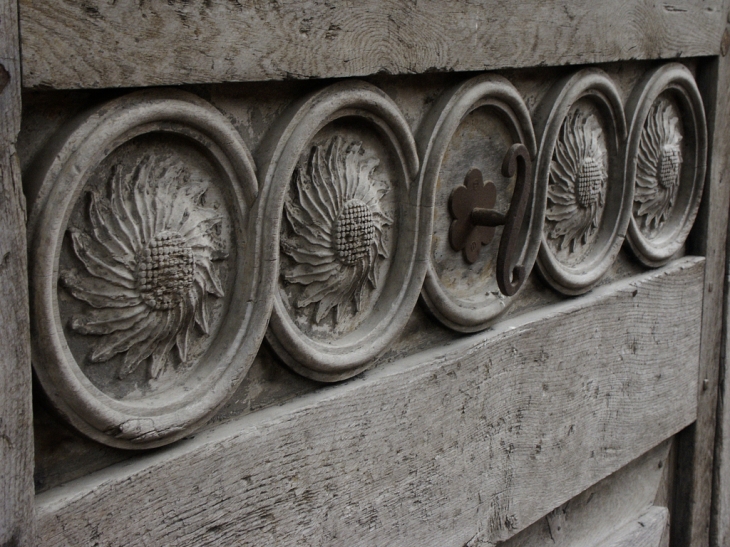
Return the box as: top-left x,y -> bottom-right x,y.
576,156 -> 603,208
137,231 -> 195,310
657,145 -> 681,189
335,199 -> 375,265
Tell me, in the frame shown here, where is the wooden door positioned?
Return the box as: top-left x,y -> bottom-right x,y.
3,1 -> 730,546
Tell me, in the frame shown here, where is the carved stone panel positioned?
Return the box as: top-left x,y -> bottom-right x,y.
534,69 -> 631,295
624,63 -> 707,267
27,90 -> 268,448
418,75 -> 541,332
260,81 -> 425,382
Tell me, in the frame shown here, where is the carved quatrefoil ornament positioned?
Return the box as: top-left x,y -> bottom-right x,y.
260,81 -> 427,382
534,69 -> 631,295
624,63 -> 707,267
419,75 -> 542,332
27,90 -> 268,448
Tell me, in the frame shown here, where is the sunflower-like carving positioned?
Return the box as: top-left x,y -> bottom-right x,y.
60,156 -> 228,380
545,110 -> 607,251
634,100 -> 683,231
281,136 -> 393,324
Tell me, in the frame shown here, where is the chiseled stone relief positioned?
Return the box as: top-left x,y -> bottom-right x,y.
25,65 -> 707,448
27,90 -> 268,448
62,156 -> 228,380
263,80 -> 425,383
281,136 -> 392,325
634,100 -> 683,232
534,68 -> 631,296
418,75 -> 542,333
545,110 -> 607,252
625,63 -> 707,267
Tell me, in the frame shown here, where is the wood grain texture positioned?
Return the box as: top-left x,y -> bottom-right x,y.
18,0 -> 725,90
674,14 -> 730,547
711,10 -> 730,546
36,258 -> 703,547
0,0 -> 35,544
602,506 -> 669,547
502,441 -> 671,547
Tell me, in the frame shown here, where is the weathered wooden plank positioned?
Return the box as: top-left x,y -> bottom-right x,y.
0,0 -> 34,544
711,13 -> 730,545
674,10 -> 730,546
502,441 -> 671,547
601,506 -> 669,547
19,0 -> 724,90
36,257 -> 703,547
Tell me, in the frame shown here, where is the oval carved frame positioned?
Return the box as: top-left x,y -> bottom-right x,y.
27,89 -> 269,448
260,80 -> 425,382
624,62 -> 707,267
418,74 -> 541,332
534,68 -> 631,295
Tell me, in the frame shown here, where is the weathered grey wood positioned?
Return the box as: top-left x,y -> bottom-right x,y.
0,0 -> 34,544
711,13 -> 730,545
602,506 -> 669,547
502,441 -> 671,547
674,11 -> 730,546
36,258 -> 702,547
18,0 -> 724,90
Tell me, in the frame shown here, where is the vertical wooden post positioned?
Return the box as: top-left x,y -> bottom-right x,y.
674,4 -> 730,546
711,9 -> 730,546
0,0 -> 34,545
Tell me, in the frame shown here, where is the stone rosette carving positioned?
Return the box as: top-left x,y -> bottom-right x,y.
545,110 -> 607,252
534,69 -> 631,295
27,90 -> 268,448
61,156 -> 227,380
634,100 -> 683,231
625,63 -> 707,267
418,74 -> 541,333
281,136 -> 392,324
261,80 -> 425,382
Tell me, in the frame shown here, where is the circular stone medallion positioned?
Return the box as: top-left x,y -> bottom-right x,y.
535,69 -> 630,295
624,63 -> 707,267
419,75 -> 541,332
260,81 -> 424,382
27,90 -> 267,448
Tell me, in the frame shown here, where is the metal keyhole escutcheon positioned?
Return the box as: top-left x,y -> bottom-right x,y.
448,143 -> 533,296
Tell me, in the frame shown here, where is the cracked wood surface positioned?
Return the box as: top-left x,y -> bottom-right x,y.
18,0 -> 725,90
36,257 -> 703,547
0,0 -> 34,544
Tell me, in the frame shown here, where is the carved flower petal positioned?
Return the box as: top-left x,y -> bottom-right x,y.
281,238 -> 335,266
89,312 -> 158,363
70,231 -> 137,289
109,166 -> 143,252
60,270 -> 143,309
194,260 -> 224,298
285,199 -> 333,246
194,289 -> 211,335
283,261 -> 340,285
70,304 -> 150,335
310,145 -> 338,218
88,191 -> 135,265
117,314 -> 170,378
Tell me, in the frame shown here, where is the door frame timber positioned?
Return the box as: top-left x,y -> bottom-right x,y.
2,1 -> 729,546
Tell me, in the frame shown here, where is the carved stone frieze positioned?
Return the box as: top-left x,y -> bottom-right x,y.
534,69 -> 631,295
61,156 -> 228,380
545,109 -> 607,252
625,63 -> 707,267
24,64 -> 708,452
27,90 -> 268,448
418,74 -> 541,332
281,136 -> 393,324
260,80 -> 425,382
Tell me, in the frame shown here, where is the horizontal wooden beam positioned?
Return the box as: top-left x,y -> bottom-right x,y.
36,257 -> 704,547
19,0 -> 725,90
